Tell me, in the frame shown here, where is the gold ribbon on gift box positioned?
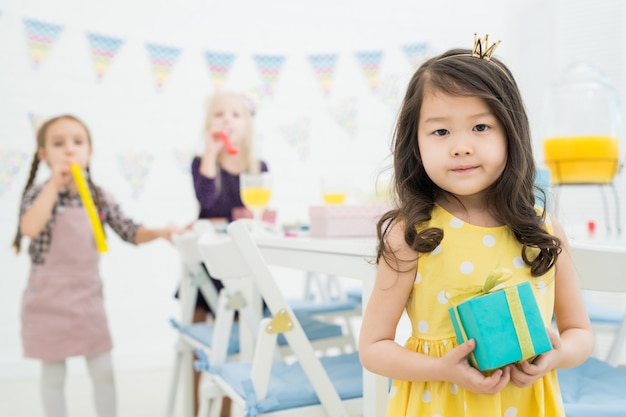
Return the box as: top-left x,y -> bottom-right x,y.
449,268 -> 535,366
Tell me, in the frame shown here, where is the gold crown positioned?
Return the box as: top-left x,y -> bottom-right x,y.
472,33 -> 501,61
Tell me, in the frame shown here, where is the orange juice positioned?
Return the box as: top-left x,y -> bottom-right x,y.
543,135 -> 619,184
322,193 -> 346,205
241,187 -> 272,209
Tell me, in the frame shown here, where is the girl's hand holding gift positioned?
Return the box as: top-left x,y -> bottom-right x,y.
509,328 -> 563,388
442,339 -> 511,395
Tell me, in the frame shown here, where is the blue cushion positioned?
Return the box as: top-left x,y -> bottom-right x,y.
558,357 -> 626,417
176,321 -> 241,355
585,301 -> 625,324
345,288 -> 363,304
171,313 -> 344,353
217,352 -> 362,413
289,298 -> 358,315
277,313 -> 344,345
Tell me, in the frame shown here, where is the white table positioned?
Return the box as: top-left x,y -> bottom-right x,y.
255,234 -> 387,417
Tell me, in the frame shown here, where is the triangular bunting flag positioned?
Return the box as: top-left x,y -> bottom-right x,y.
27,112 -> 46,133
242,86 -> 265,115
355,50 -> 383,92
145,43 -> 181,90
86,33 -> 125,81
402,42 -> 429,70
378,75 -> 403,112
308,54 -> 338,98
0,148 -> 29,197
172,149 -> 195,174
329,97 -> 358,139
252,54 -> 286,97
116,152 -> 154,199
23,18 -> 64,68
204,51 -> 236,90
279,117 -> 311,162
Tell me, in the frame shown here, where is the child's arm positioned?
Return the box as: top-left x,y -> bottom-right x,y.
509,215 -> 594,387
198,130 -> 223,179
133,225 -> 183,244
20,162 -> 71,238
20,181 -> 62,238
359,220 -> 511,395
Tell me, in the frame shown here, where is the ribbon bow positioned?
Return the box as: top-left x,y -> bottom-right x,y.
448,267 -> 513,305
193,349 -> 210,372
242,378 -> 280,417
242,379 -> 258,417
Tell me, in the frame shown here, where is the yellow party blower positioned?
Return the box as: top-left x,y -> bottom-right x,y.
70,162 -> 108,253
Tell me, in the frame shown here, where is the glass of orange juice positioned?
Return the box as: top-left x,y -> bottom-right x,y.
240,172 -> 273,226
321,175 -> 347,205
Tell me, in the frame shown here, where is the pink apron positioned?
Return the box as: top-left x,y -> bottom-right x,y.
21,205 -> 112,361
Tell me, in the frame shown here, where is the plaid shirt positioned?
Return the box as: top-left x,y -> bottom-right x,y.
20,183 -> 141,265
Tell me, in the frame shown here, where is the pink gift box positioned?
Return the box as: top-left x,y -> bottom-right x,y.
308,205 -> 390,237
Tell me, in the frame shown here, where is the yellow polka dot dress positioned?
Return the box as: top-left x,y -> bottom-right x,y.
386,204 -> 565,417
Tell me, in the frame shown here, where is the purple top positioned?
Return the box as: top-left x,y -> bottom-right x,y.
191,156 -> 268,221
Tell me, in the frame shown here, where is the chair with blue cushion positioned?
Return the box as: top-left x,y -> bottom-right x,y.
167,222 -> 356,417
289,271 -> 361,346
536,166 -> 626,365
166,221 -> 224,417
557,243 -> 626,415
195,220 -> 363,417
558,356 -> 626,417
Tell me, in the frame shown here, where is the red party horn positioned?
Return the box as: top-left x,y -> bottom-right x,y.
215,131 -> 238,155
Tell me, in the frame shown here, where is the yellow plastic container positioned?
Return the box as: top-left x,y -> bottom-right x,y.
543,135 -> 619,184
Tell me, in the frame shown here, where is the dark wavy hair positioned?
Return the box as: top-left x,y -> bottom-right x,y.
377,48 -> 560,277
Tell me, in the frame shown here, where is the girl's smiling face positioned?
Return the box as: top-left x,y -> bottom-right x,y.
417,89 -> 507,202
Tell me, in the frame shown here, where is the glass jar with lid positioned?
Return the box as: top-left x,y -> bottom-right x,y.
541,62 -> 622,184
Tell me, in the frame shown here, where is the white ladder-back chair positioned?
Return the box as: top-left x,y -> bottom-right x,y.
569,243 -> 626,365
168,222 -> 356,417
195,220 -> 363,417
167,220 -> 230,417
290,271 -> 361,345
556,243 -> 626,416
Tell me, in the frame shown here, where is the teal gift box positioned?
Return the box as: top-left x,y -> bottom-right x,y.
448,281 -> 552,371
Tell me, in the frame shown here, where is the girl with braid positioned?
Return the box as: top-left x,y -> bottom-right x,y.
12,114 -> 181,417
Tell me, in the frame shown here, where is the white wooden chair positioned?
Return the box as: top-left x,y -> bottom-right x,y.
195,220 -> 363,417
290,271 -> 361,347
570,243 -> 626,366
168,222 -> 357,417
166,221 -> 233,417
556,243 -> 626,416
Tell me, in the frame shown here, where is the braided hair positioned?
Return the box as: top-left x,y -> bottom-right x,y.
12,115 -> 105,253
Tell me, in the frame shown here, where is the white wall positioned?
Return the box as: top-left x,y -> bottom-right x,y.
1,0 -> 624,380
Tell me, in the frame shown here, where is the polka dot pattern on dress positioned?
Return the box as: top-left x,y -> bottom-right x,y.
513,256 -> 525,268
437,290 -> 450,304
504,406 -> 518,417
384,205 -> 559,417
418,320 -> 429,333
537,280 -> 547,293
460,261 -> 474,274
450,217 -> 464,228
483,234 -> 496,247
